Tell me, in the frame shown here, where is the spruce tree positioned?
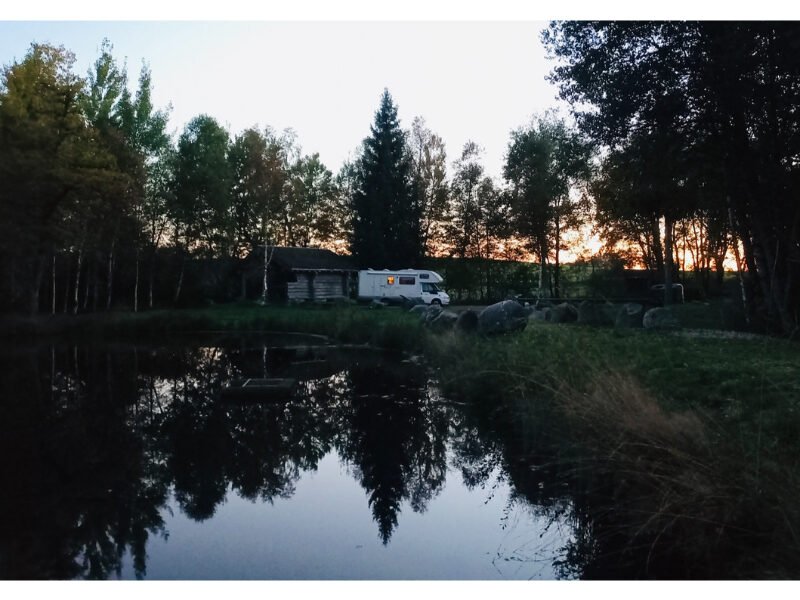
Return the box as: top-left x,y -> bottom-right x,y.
350,89 -> 421,269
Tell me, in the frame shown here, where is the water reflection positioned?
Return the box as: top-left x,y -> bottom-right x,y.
0,336 -> 574,580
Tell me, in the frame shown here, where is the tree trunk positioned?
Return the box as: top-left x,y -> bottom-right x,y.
538,248 -> 545,299
106,240 -> 115,311
63,253 -> 71,314
10,256 -> 17,309
663,215 -> 674,307
51,253 -> 57,316
554,215 -> 561,299
73,245 -> 83,315
92,253 -> 99,311
149,247 -> 156,309
82,254 -> 92,310
262,242 -> 275,304
134,247 -> 140,313
174,256 -> 185,305
29,252 -> 46,316
651,216 -> 664,273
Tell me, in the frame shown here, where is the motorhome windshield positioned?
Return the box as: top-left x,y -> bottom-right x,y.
421,282 -> 440,293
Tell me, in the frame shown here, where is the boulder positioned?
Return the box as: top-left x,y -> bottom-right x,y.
528,309 -> 548,322
427,309 -> 459,331
409,304 -> 429,317
401,295 -> 426,311
615,303 -> 644,328
423,305 -> 443,324
577,301 -> 614,326
549,302 -> 579,324
455,309 -> 479,333
643,307 -> 680,330
477,300 -> 528,335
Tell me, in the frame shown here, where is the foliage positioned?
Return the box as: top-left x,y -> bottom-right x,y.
172,115 -> 234,258
504,114 -> 592,297
0,43 -> 127,314
350,89 -> 421,269
409,116 -> 449,256
228,127 -> 282,254
282,153 -> 339,247
543,21 -> 800,333
444,141 -> 509,264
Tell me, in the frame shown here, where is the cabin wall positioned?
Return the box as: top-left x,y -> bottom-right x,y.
287,273 -> 313,301
285,271 -> 350,302
313,273 -> 348,300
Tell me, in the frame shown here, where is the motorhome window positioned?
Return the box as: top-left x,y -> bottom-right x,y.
419,273 -> 429,279
386,276 -> 395,285
421,282 -> 440,292
399,277 -> 415,285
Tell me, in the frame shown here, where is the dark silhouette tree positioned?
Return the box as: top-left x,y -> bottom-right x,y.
0,43 -> 126,315
543,21 -> 800,331
504,116 -> 591,298
409,116 -> 449,256
172,115 -> 233,259
117,61 -> 172,311
350,89 -> 421,269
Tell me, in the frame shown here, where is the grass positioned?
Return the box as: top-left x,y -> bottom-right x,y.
425,321 -> 800,577
0,302 -> 425,352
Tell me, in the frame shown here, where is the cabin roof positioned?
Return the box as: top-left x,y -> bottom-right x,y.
256,246 -> 357,272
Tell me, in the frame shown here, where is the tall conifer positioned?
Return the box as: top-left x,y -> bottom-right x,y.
350,90 -> 421,269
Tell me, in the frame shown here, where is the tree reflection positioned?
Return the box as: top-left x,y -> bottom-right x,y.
0,337 -> 583,580
0,344 -> 168,579
337,359 -> 451,544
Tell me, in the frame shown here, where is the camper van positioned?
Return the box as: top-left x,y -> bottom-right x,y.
357,269 -> 450,306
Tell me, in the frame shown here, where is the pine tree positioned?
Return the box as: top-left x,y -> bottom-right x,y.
350,90 -> 421,269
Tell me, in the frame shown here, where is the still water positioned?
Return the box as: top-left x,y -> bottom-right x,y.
0,333 -> 578,580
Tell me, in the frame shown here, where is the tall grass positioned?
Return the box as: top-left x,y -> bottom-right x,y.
0,304 -> 424,351
425,323 -> 800,577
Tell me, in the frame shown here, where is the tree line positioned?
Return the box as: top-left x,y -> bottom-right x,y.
0,40 -> 597,316
2,26 -> 797,334
543,21 -> 800,334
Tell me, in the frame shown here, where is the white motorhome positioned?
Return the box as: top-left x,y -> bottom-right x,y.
357,269 -> 450,305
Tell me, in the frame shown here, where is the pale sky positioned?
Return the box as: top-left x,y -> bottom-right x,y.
0,21 -> 565,180
3,1 -> 794,180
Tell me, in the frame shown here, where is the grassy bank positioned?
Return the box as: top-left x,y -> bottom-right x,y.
0,303 -> 425,351
426,323 -> 800,577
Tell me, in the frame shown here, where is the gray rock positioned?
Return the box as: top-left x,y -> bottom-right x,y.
643,307 -> 680,330
401,295 -> 426,311
423,305 -> 443,324
615,303 -> 644,328
577,301 -> 614,326
369,299 -> 385,309
550,302 -> 579,324
478,300 -> 528,335
455,309 -> 479,333
528,309 -> 548,322
409,304 -> 429,317
427,309 -> 459,331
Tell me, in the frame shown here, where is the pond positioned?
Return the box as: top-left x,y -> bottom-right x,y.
0,333 -> 581,580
